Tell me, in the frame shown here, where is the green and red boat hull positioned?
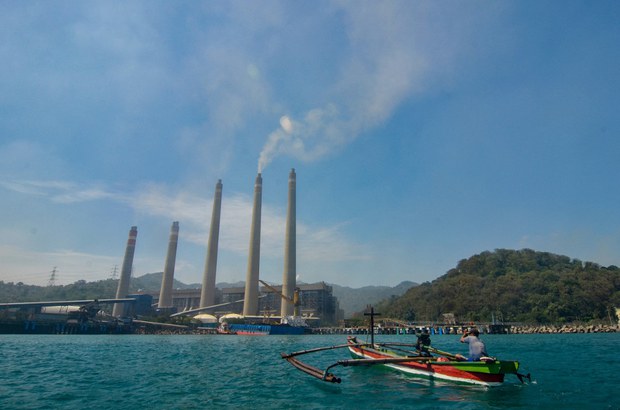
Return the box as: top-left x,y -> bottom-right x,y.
347,336 -> 519,387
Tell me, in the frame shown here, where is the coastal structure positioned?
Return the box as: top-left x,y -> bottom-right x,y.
158,221 -> 180,310
243,174 -> 262,316
145,282 -> 341,326
113,226 -> 138,317
200,180 -> 223,308
281,169 -> 296,318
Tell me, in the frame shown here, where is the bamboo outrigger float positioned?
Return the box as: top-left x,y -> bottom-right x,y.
281,307 -> 530,387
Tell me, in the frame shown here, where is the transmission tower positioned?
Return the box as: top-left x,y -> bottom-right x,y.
48,267 -> 58,287
110,265 -> 118,280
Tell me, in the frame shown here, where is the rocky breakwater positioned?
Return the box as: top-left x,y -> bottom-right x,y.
509,324 -> 619,334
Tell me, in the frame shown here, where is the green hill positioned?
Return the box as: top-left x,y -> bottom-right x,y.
376,249 -> 620,324
0,279 -> 118,303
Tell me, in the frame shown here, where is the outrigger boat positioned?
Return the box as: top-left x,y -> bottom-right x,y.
281,307 -> 530,387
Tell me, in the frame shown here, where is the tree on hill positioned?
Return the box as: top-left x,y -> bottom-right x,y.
0,279 -> 118,302
376,249 -> 620,325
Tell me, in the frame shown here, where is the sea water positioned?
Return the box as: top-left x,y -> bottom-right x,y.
0,333 -> 618,409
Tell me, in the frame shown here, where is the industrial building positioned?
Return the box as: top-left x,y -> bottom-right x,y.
140,282 -> 342,326
111,168 -> 344,328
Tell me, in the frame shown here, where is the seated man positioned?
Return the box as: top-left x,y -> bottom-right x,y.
457,328 -> 488,361
415,332 -> 432,356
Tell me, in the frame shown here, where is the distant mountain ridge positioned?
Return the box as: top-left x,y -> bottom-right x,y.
129,272 -> 200,292
128,272 -> 246,291
330,282 -> 417,317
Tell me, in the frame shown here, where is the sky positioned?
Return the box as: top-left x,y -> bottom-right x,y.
1,1 -> 619,288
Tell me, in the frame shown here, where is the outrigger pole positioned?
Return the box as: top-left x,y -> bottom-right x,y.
282,343 -> 360,358
281,352 -> 342,383
280,305 -> 383,384
281,342 -> 369,383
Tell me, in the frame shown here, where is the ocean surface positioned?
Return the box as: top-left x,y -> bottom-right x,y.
1,332 -> 618,409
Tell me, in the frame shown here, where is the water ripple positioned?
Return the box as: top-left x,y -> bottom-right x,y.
0,333 -> 619,409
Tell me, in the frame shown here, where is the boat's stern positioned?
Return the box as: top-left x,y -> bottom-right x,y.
499,360 -> 519,374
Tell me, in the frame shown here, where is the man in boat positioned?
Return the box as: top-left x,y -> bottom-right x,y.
415,331 -> 432,356
457,328 -> 488,361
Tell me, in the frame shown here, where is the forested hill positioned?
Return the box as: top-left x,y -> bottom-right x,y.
376,249 -> 620,325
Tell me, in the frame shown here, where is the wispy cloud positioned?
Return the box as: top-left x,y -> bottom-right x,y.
0,180 -> 122,204
130,183 -> 371,262
299,222 -> 372,263
1,178 -> 369,268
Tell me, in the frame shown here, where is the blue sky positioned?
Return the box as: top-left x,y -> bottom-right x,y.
1,1 -> 619,288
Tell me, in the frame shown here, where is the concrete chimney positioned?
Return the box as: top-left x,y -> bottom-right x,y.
113,226 -> 137,317
158,221 -> 179,309
200,179 -> 223,308
243,173 -> 262,316
281,169 -> 296,318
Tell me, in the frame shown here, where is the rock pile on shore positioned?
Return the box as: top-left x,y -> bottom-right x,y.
508,324 -> 619,334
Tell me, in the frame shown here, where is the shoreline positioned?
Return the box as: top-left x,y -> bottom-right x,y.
504,323 -> 619,334
310,323 -> 619,335
2,319 -> 618,335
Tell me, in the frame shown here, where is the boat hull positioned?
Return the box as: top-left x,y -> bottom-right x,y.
347,337 -> 516,387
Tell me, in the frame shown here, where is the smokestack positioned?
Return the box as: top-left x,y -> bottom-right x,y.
200,180 -> 223,308
158,221 -> 179,309
243,173 -> 262,316
113,226 -> 138,317
281,169 -> 296,318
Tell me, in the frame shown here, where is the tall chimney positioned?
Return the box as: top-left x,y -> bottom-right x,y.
200,179 -> 223,308
158,221 -> 179,309
281,169 -> 296,318
243,173 -> 262,316
113,226 -> 138,317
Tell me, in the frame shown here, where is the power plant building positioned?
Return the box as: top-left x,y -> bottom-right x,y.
134,170 -> 346,325
143,282 -> 341,326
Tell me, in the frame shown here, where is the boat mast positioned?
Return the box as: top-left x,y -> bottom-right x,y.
364,306 -> 381,346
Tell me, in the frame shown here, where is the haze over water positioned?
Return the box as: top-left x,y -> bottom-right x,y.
1,333 -> 618,409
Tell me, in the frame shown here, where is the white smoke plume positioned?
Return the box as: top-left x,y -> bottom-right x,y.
256,2 -> 439,172
258,106 -> 344,172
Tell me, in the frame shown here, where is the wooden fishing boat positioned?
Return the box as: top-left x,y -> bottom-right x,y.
281,307 -> 529,387
344,336 -> 521,386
